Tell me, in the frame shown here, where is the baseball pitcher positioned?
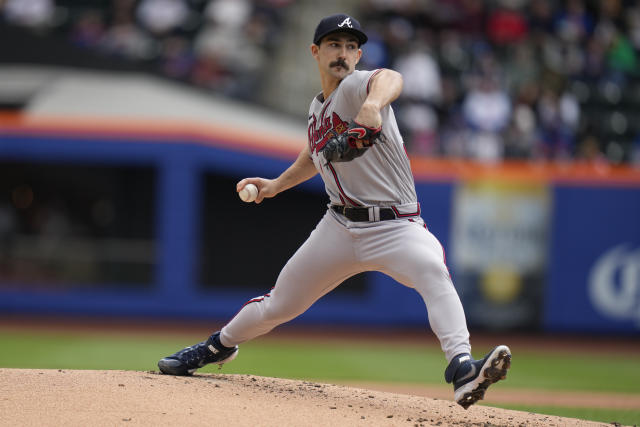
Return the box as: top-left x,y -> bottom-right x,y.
158,13 -> 511,409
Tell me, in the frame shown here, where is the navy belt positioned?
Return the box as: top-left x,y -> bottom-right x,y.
331,205 -> 397,222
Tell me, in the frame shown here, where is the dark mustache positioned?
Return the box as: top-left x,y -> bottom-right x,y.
330,59 -> 348,69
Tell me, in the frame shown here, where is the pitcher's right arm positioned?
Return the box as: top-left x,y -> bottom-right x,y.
237,145 -> 317,204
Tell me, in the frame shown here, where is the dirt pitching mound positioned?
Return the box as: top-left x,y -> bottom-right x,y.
0,368 -> 606,426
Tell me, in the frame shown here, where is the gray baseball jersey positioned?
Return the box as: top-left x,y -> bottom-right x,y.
220,68 -> 471,363
307,69 -> 417,207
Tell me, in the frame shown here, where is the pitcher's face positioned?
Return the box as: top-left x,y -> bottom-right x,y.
312,32 -> 361,80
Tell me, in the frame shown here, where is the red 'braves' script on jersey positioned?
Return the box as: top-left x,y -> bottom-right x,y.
308,108 -> 349,155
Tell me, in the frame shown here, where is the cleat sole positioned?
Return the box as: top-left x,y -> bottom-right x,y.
455,345 -> 511,409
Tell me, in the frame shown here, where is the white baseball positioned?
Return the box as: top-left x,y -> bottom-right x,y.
239,183 -> 258,202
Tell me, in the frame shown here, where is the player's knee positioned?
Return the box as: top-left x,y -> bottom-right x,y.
410,261 -> 453,288
261,299 -> 304,323
411,255 -> 448,277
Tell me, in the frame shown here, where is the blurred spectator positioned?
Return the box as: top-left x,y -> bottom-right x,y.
461,74 -> 511,162
438,29 -> 471,74
627,1 -> 640,50
582,35 -> 607,80
454,0 -> 486,37
553,0 -> 594,44
503,84 -> 539,159
159,35 -> 196,79
527,0 -> 555,36
191,0 -> 269,98
393,38 -> 442,155
3,0 -> 56,29
69,10 -> 105,49
395,41 -> 442,104
487,3 -> 528,46
576,133 -> 607,163
536,88 -> 580,160
100,0 -> 156,60
203,0 -> 251,31
359,27 -> 389,69
606,30 -> 638,76
136,0 -> 190,36
504,41 -> 540,94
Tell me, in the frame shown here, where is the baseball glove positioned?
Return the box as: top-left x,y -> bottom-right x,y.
321,120 -> 382,164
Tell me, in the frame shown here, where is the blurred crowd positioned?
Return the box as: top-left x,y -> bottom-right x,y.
0,0 -> 292,100
2,0 -> 640,164
357,0 -> 640,164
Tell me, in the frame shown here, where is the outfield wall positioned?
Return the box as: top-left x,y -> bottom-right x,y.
1,115 -> 639,334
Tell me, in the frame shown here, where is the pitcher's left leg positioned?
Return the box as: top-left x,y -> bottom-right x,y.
363,220 -> 470,361
365,219 -> 510,409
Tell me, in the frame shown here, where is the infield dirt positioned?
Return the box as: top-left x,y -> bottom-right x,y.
0,368 -> 615,426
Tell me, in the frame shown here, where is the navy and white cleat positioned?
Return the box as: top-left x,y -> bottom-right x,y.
445,345 -> 511,409
158,331 -> 238,376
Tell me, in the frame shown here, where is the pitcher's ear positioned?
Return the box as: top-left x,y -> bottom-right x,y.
310,43 -> 320,58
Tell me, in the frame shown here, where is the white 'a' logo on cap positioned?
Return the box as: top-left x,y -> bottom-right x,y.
338,17 -> 353,28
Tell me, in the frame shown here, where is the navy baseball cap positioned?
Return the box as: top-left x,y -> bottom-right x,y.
313,13 -> 368,46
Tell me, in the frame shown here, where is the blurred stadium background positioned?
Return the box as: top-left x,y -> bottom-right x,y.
0,0 -> 639,337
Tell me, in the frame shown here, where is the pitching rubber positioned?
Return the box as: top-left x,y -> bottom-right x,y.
455,345 -> 511,409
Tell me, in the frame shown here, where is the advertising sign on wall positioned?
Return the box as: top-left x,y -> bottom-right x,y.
545,186 -> 640,333
451,179 -> 551,330
588,244 -> 640,325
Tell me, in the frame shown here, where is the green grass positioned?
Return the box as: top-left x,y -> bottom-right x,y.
489,404 -> 640,426
1,330 -> 639,425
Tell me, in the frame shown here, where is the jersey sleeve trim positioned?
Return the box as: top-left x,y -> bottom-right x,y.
366,68 -> 384,94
